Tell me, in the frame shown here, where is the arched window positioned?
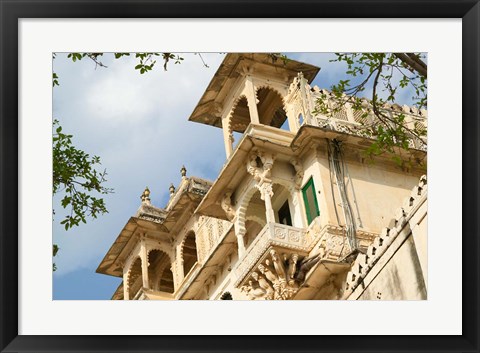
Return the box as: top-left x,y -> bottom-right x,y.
127,257 -> 142,299
271,183 -> 294,226
183,232 -> 198,275
229,96 -> 250,133
256,87 -> 288,128
148,249 -> 174,293
159,267 -> 174,293
245,219 -> 264,248
244,189 -> 267,248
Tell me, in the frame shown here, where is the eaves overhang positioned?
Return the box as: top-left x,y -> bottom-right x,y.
188,53 -> 320,129
96,216 -> 170,278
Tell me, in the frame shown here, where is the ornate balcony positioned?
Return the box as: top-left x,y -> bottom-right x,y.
233,219 -> 379,300
233,222 -> 314,298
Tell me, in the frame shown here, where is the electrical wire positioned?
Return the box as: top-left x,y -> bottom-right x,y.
329,139 -> 358,252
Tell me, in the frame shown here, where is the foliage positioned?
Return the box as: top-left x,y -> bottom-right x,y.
313,53 -> 427,166
53,244 -> 59,271
51,51 -> 194,270
53,119 -> 113,231
53,52 -> 195,86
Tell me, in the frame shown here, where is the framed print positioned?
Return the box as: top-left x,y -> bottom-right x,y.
1,0 -> 479,352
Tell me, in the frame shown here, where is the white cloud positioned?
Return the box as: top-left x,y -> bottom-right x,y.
53,53 -> 226,277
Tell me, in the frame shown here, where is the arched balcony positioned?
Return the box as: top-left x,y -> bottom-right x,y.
239,182 -> 300,252
182,231 -> 199,276
256,87 -> 288,130
148,249 -> 174,294
223,86 -> 291,158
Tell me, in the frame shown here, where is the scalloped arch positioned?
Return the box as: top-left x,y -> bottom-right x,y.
237,178 -> 295,235
254,85 -> 288,107
236,183 -> 261,236
178,229 -> 196,261
146,246 -> 173,264
125,256 -> 142,290
231,94 -> 248,112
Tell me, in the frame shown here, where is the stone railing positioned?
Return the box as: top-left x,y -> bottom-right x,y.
284,73 -> 427,151
234,223 -> 313,286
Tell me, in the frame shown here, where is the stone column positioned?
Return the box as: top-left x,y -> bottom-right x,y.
140,240 -> 149,289
222,116 -> 233,158
260,182 -> 276,224
298,73 -> 312,125
286,107 -> 299,133
234,217 -> 246,257
123,269 -> 130,301
245,76 -> 260,124
176,243 -> 185,285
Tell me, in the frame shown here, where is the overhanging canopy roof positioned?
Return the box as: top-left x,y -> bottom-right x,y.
188,53 -> 320,129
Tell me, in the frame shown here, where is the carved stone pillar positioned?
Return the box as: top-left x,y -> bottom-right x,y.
286,105 -> 299,133
176,243 -> 185,285
298,72 -> 313,125
140,240 -> 149,289
123,269 -> 130,300
259,182 -> 275,224
245,76 -> 260,124
222,115 -> 234,158
234,217 -> 246,257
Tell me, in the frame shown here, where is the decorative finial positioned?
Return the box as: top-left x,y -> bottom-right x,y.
169,183 -> 175,195
141,186 -> 151,204
180,165 -> 187,178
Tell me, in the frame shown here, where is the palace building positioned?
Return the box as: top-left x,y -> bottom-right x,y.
96,53 -> 428,300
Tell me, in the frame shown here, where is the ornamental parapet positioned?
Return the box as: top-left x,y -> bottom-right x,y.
285,73 -> 427,151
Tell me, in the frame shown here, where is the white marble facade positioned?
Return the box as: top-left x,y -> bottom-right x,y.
97,54 -> 427,301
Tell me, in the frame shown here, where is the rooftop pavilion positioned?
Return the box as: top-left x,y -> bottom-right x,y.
188,53 -> 320,131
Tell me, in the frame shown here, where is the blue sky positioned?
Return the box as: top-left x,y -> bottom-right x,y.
52,52 -> 423,300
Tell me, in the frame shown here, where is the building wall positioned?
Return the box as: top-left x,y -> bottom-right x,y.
345,178 -> 428,300
298,142 -> 423,235
355,235 -> 427,300
342,161 -> 423,233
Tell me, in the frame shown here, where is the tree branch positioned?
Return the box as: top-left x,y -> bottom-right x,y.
394,53 -> 427,78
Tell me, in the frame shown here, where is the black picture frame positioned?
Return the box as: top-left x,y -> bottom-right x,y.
1,1 -> 479,352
